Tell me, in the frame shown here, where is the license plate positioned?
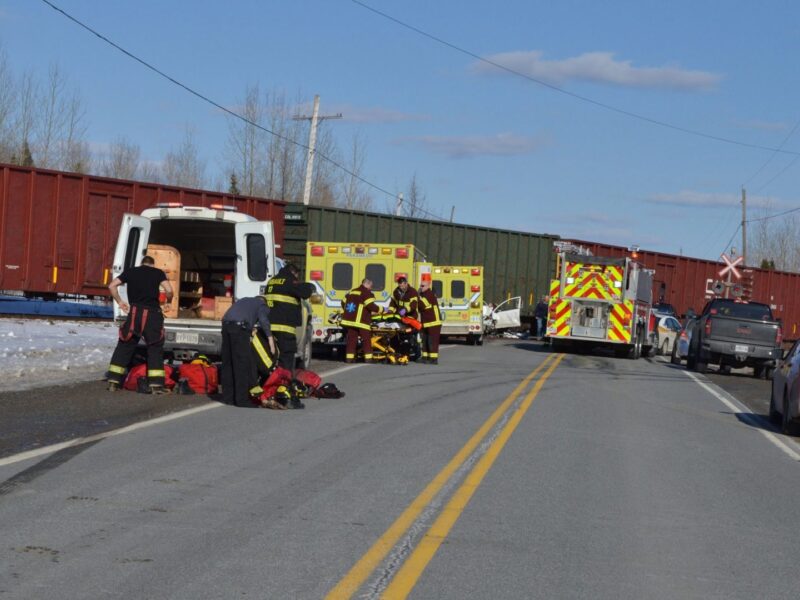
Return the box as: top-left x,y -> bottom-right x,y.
175,332 -> 199,345
734,344 -> 749,353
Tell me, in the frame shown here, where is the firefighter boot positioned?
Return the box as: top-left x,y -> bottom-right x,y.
289,397 -> 306,410
107,381 -> 120,392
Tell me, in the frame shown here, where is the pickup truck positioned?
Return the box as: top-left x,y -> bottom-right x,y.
687,298 -> 782,378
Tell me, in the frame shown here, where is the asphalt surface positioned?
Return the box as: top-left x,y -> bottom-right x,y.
1,340 -> 799,599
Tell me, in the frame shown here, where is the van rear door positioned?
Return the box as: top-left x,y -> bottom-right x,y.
111,214 -> 151,320
234,221 -> 275,299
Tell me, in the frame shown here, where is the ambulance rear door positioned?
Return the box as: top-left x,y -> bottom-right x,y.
111,213 -> 151,320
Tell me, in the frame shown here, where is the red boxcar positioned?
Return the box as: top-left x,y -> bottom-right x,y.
0,163 -> 286,298
569,240 -> 800,338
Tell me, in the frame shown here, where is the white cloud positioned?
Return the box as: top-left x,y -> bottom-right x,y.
646,190 -> 786,210
471,50 -> 721,91
398,132 -> 545,158
735,119 -> 790,132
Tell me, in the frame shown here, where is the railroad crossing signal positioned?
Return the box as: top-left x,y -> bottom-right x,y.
711,280 -> 725,295
731,283 -> 744,298
719,253 -> 743,279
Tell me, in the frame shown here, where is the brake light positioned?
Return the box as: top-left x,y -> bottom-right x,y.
705,319 -> 712,336
210,204 -> 237,211
395,247 -> 409,259
310,270 -> 323,280
471,285 -> 481,292
155,202 -> 183,208
310,245 -> 324,257
471,268 -> 481,276
777,326 -> 783,346
680,331 -> 688,339
395,272 -> 407,282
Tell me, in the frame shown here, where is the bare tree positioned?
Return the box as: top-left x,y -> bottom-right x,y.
748,202 -> 800,272
13,72 -> 39,165
100,136 -> 141,179
338,131 -> 372,210
224,85 -> 265,196
60,94 -> 90,172
403,173 -> 428,218
161,127 -> 206,188
0,47 -> 16,162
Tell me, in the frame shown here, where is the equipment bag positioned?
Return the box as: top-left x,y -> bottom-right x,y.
294,368 -> 322,393
177,363 -> 219,394
258,367 -> 293,402
314,383 -> 345,399
123,363 -> 177,391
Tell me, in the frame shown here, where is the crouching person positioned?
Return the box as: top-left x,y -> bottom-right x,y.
221,296 -> 276,407
106,256 -> 173,393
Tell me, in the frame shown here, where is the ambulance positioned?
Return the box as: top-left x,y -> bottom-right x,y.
305,241 -> 431,344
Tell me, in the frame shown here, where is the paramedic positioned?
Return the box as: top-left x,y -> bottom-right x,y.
264,263 -> 315,371
341,278 -> 380,363
390,276 -> 419,320
221,296 -> 276,407
106,256 -> 174,393
418,278 -> 442,364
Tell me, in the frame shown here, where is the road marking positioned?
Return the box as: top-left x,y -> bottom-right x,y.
381,353 -> 564,599
326,353 -> 559,599
682,370 -> 800,461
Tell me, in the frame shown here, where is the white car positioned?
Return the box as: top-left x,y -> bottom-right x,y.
655,314 -> 683,356
770,340 -> 800,435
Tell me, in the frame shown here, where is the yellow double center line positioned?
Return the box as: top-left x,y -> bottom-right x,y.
327,352 -> 564,599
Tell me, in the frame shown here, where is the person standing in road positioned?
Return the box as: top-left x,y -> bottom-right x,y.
106,256 -> 174,393
534,295 -> 549,339
264,263 -> 315,371
418,276 -> 442,364
389,276 -> 419,320
341,278 -> 380,363
221,296 -> 277,408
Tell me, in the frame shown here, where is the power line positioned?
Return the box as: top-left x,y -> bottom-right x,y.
746,204 -> 800,224
742,119 -> 800,188
38,0 -> 448,222
721,224 -> 741,256
350,0 -> 800,158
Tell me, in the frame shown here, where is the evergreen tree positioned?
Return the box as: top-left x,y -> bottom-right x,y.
228,172 -> 241,195
20,139 -> 34,167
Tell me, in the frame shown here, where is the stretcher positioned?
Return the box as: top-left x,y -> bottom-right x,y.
370,325 -> 410,365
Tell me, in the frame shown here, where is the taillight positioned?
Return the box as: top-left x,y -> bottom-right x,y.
680,331 -> 688,339
310,270 -> 323,280
776,326 -> 783,346
705,319 -> 712,336
395,247 -> 409,259
471,268 -> 481,276
310,245 -> 324,257
210,204 -> 237,211
471,285 -> 480,292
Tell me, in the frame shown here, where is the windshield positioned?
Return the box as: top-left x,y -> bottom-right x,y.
710,302 -> 772,320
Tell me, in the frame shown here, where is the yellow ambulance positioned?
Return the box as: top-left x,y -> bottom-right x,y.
305,242 -> 431,344
431,265 -> 486,345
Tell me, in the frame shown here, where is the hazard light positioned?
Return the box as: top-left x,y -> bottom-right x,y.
381,248 -> 392,255
395,248 -> 409,259
471,285 -> 481,292
310,270 -> 324,280
471,268 -> 481,276
311,245 -> 325,257
327,246 -> 338,254
210,204 -> 238,211
155,202 -> 183,208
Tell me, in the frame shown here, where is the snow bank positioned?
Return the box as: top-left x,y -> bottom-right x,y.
0,318 -> 118,392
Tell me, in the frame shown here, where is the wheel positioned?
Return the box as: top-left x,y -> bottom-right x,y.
630,332 -> 642,360
753,365 -> 765,379
660,340 -> 669,356
476,335 -> 484,346
769,384 -> 781,425
719,364 -> 731,375
764,367 -> 775,381
686,352 -> 696,370
694,351 -> 707,373
466,334 -> 476,346
670,342 -> 682,365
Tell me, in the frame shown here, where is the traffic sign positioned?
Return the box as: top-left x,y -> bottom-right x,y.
719,254 -> 743,279
712,280 -> 725,295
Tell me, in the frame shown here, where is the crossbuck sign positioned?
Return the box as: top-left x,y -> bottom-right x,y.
719,253 -> 743,279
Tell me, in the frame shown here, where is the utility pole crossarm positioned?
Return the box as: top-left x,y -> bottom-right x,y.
291,95 -> 343,206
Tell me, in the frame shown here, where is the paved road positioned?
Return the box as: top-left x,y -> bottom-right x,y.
1,340 -> 799,599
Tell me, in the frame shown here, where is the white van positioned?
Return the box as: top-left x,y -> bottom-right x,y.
112,203 -> 311,366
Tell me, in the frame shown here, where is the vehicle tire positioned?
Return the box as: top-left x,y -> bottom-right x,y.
719,364 -> 731,375
764,366 -> 775,381
670,342 -> 682,365
753,365 -> 765,379
296,325 -> 312,370
694,351 -> 707,373
769,385 -> 781,425
630,332 -> 642,360
476,335 -> 484,346
781,392 -> 796,436
686,352 -> 696,370
660,340 -> 669,356
466,334 -> 476,346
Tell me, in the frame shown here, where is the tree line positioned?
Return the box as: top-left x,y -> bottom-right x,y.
0,50 -> 430,218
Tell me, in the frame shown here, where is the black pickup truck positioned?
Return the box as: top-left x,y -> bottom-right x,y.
687,298 -> 782,378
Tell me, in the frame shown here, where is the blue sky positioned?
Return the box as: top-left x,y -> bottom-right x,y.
2,0 -> 799,261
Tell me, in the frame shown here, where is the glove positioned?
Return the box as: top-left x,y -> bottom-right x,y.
399,309 -> 407,316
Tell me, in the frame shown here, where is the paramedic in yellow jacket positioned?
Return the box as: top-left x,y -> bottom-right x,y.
341,278 -> 380,363
418,277 -> 442,364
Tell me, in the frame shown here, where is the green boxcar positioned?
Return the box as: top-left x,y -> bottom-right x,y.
283,203 -> 558,318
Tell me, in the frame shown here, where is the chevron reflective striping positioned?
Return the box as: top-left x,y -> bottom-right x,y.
607,301 -> 633,342
554,300 -> 571,336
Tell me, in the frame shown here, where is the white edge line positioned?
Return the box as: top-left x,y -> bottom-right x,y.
0,346 -> 465,469
681,369 -> 800,461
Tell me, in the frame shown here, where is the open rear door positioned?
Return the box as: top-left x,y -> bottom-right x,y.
111,214 -> 151,319
492,296 -> 522,330
234,221 -> 275,299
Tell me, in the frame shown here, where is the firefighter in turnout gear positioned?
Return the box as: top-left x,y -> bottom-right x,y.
264,264 -> 314,371
106,256 -> 174,393
389,276 -> 419,319
418,276 -> 442,364
341,278 -> 381,363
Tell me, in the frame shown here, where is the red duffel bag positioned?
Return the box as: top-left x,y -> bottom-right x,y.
178,362 -> 219,394
294,368 -> 322,393
123,363 -> 177,391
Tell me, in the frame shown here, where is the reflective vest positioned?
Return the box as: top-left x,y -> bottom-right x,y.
340,285 -> 379,330
419,288 -> 442,328
390,286 -> 419,319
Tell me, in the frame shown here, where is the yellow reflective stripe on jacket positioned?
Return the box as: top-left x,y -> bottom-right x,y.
147,369 -> 165,377
251,335 -> 274,369
265,293 -> 299,306
423,305 -> 441,327
108,364 -> 127,374
270,324 -> 296,335
363,297 -> 375,306
420,297 -> 432,309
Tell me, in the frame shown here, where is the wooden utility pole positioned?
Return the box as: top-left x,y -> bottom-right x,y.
741,187 -> 747,266
395,192 -> 404,216
449,205 -> 455,222
292,95 -> 342,206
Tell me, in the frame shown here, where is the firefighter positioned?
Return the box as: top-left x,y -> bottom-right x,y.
389,276 -> 419,319
264,263 -> 315,371
106,256 -> 174,393
418,277 -> 442,364
221,296 -> 276,408
341,278 -> 381,363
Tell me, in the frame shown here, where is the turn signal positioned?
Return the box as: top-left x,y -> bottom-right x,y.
471,285 -> 481,292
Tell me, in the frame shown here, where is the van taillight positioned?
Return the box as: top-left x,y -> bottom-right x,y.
705,319 -> 712,336
310,245 -> 324,257
471,285 -> 481,292
395,248 -> 409,259
776,326 -> 783,346
471,268 -> 481,276
310,270 -> 323,280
